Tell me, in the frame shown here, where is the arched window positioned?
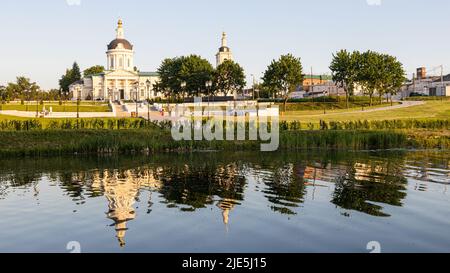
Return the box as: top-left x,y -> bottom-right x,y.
110,57 -> 114,68
119,57 -> 123,68
128,58 -> 131,68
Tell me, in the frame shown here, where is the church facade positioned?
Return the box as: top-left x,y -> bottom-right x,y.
71,20 -> 234,101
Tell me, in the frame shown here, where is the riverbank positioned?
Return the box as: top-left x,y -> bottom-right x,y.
0,129 -> 448,157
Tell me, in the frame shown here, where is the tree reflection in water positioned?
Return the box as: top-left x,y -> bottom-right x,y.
0,151 -> 447,248
332,158 -> 408,217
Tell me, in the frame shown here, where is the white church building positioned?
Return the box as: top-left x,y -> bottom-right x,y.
71,19 -> 160,101
71,20 -> 234,101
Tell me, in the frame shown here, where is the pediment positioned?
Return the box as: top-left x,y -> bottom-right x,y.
104,70 -> 139,78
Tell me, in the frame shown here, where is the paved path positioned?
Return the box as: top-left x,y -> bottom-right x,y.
0,110 -> 116,118
296,101 -> 425,117
0,101 -> 425,119
114,104 -> 130,118
353,101 -> 424,113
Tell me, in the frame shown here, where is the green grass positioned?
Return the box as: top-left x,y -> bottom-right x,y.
0,102 -> 111,112
282,101 -> 450,123
0,129 -> 447,157
276,101 -> 397,112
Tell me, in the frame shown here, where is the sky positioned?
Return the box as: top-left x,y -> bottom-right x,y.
1,0 -> 450,89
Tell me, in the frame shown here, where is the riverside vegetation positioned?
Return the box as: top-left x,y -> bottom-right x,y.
0,117 -> 448,156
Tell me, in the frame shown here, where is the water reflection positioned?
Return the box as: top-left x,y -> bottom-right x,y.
0,151 -> 448,248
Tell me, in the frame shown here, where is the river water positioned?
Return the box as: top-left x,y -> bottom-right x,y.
0,151 -> 448,253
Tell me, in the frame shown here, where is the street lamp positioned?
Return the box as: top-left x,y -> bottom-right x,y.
206,80 -> 212,116
146,79 -> 152,122
25,89 -> 30,112
181,81 -> 186,99
134,82 -> 139,117
180,81 -> 187,113
77,86 -> 81,119
251,74 -> 257,100
36,88 -> 40,118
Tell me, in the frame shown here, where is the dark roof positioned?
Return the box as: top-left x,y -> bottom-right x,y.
219,46 -> 230,53
433,74 -> 450,82
107,39 -> 133,50
139,72 -> 159,77
69,80 -> 84,87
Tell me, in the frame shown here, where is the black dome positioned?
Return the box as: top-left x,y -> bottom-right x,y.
219,46 -> 230,52
108,39 -> 133,50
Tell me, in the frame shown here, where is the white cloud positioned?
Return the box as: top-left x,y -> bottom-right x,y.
66,0 -> 81,6
366,0 -> 382,6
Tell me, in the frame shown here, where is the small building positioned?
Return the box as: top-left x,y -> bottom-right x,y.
302,74 -> 333,90
400,67 -> 450,97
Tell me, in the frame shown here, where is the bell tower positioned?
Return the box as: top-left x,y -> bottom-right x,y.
216,32 -> 233,67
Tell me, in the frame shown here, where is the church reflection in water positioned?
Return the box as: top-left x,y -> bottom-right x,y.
0,152 -> 447,248
89,169 -> 162,247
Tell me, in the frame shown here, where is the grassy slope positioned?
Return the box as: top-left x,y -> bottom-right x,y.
282,101 -> 450,123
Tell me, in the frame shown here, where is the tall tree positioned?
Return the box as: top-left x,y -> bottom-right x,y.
157,57 -> 185,99
59,62 -> 82,97
71,62 -> 82,82
379,54 -> 406,105
359,51 -> 384,106
5,77 -> 40,101
330,50 -> 361,108
0,85 -> 7,101
262,54 -> 303,110
83,65 -> 105,77
180,55 -> 214,97
213,60 -> 246,97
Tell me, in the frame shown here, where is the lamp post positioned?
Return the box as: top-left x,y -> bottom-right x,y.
181,80 -> 186,104
77,86 -> 81,119
251,74 -> 256,100
181,81 -> 186,100
134,81 -> 139,117
35,89 -> 39,118
146,79 -> 151,123
206,80 -> 212,116
26,89 -> 30,112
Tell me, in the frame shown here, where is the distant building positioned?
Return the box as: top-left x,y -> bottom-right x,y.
302,74 -> 333,90
400,67 -> 450,97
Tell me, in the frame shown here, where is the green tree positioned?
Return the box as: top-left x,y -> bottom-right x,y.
157,57 -> 185,99
379,54 -> 405,105
213,60 -> 246,97
157,55 -> 214,100
0,85 -> 7,101
5,77 -> 40,101
180,55 -> 214,97
83,65 -> 105,77
71,62 -> 82,81
330,50 -> 361,108
359,51 -> 385,106
262,54 -> 303,110
59,62 -> 82,97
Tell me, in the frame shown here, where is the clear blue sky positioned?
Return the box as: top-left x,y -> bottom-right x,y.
1,0 -> 450,89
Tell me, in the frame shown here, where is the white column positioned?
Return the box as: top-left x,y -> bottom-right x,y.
114,79 -> 118,100
125,79 -> 128,101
